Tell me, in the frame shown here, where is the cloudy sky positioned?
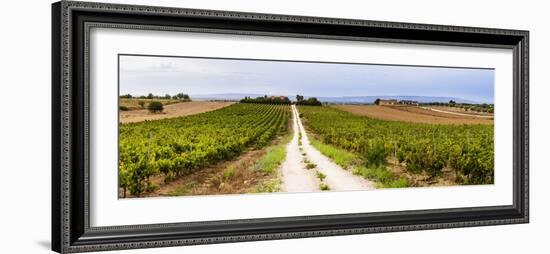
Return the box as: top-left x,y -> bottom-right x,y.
119,55 -> 494,103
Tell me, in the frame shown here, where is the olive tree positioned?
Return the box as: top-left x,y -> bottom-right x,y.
147,101 -> 164,113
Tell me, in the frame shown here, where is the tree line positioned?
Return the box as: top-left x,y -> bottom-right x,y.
119,92 -> 192,113
295,95 -> 322,106
239,94 -> 322,106
240,95 -> 291,105
421,100 -> 494,113
120,93 -> 191,101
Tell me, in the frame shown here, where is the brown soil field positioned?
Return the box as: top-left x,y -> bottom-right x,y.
119,101 -> 235,124
334,105 -> 493,125
119,98 -> 182,110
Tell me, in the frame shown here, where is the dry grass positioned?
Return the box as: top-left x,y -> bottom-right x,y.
119,101 -> 235,124
334,105 -> 493,125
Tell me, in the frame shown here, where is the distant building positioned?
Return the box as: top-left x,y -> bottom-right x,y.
375,99 -> 419,106
377,99 -> 398,105
270,95 -> 287,100
399,100 -> 419,106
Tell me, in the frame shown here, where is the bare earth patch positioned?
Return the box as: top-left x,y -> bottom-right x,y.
136,147 -> 273,198
334,105 -> 493,125
386,157 -> 457,187
119,101 -> 234,124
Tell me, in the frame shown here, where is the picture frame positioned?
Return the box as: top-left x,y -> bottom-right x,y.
51,1 -> 529,253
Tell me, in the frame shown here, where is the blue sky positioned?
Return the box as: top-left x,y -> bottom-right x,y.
119,55 -> 494,103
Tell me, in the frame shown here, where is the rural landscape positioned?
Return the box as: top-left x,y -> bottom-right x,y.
118,55 -> 494,198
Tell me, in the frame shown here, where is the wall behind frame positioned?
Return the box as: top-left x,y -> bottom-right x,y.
0,0 -> 546,253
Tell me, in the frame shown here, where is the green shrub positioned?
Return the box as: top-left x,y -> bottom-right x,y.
147,101 -> 164,113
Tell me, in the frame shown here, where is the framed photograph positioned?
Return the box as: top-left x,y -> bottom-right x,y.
51,1 -> 529,253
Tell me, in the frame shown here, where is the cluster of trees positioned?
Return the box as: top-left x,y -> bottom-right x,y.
238,94 -> 323,106
120,93 -> 191,101
120,101 -> 164,113
172,93 -> 191,100
449,100 -> 494,113
296,94 -> 322,106
240,95 -> 291,105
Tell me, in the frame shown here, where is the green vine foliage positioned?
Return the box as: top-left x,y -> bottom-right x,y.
299,106 -> 494,184
119,104 -> 290,196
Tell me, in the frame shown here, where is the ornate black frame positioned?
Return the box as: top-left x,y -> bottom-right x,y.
51,1 -> 529,253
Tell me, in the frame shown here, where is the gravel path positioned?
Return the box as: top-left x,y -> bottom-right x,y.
294,105 -> 375,191
280,105 -> 374,192
280,106 -> 320,192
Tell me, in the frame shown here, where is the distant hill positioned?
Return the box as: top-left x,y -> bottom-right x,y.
313,96 -> 481,104
191,93 -> 483,104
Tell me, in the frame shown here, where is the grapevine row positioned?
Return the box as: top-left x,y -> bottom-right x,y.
298,106 -> 494,185
119,104 -> 290,196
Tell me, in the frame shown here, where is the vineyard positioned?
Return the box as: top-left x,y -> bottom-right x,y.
298,106 -> 494,185
119,104 -> 290,197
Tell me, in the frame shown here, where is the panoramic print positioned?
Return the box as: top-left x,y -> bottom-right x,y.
118,55 -> 494,198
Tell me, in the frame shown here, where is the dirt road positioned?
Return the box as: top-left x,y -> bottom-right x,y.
280,105 -> 374,192
280,106 -> 320,192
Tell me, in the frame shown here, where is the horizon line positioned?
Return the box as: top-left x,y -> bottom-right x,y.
120,93 -> 492,104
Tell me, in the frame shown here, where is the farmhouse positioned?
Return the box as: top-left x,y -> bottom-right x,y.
399,100 -> 419,106
377,99 -> 397,105
269,95 -> 288,100
375,99 -> 419,106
